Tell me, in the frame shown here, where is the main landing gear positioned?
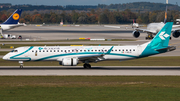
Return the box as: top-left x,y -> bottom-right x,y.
19,61 -> 23,68
83,63 -> 91,69
146,34 -> 153,40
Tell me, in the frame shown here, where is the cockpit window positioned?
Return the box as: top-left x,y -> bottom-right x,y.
11,50 -> 18,52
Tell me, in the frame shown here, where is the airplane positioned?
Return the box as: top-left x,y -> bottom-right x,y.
133,6 -> 180,39
132,19 -> 139,28
3,22 -> 176,68
0,9 -> 25,31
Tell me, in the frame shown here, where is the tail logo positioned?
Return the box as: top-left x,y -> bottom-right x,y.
159,32 -> 169,40
13,13 -> 20,20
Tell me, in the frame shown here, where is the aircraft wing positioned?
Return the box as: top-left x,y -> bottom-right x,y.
172,28 -> 180,32
78,46 -> 114,62
104,25 -> 120,28
172,25 -> 180,28
104,25 -> 132,29
78,54 -> 104,62
135,28 -> 157,33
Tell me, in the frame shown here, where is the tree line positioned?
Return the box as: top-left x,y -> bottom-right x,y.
0,8 -> 179,24
0,2 -> 180,11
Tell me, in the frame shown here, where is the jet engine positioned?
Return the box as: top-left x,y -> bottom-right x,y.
59,58 -> 78,66
132,31 -> 140,38
172,31 -> 180,38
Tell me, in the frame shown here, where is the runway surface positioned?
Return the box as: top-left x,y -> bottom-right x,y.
0,66 -> 180,76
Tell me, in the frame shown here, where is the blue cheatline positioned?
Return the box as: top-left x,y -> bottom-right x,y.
10,46 -> 33,61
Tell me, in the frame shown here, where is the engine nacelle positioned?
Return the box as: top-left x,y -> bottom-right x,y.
132,31 -> 140,38
61,58 -> 78,66
172,31 -> 180,38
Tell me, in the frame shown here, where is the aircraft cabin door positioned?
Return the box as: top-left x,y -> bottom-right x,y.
35,50 -> 37,56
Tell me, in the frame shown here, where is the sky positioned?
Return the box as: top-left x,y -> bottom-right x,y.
1,0 -> 179,6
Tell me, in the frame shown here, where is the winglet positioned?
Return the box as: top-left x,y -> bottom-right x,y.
105,46 -> 114,54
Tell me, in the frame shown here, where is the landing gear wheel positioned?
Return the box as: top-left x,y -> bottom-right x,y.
83,64 -> 91,69
20,65 -> 23,68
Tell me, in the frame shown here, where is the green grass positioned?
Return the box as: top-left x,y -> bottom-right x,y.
0,56 -> 180,66
0,51 -> 8,55
0,76 -> 180,101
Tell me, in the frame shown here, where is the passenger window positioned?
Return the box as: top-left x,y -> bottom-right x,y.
133,49 -> 135,51
84,50 -> 86,52
68,50 -> 70,52
130,49 -> 131,51
61,50 -> 63,52
95,50 -> 97,52
80,50 -> 82,52
115,50 -> 117,51
39,50 -> 41,52
119,49 -> 121,51
54,50 -> 56,52
57,50 -> 59,52
47,50 -> 48,52
72,50 -> 74,52
50,50 -> 52,52
43,50 -> 45,52
32,50 -> 34,52
126,49 -> 128,51
122,49 -> 124,51
111,50 -> 113,51
91,50 -> 93,52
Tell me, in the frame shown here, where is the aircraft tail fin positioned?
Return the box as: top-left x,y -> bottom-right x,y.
140,22 -> 174,57
2,9 -> 22,24
149,22 -> 173,50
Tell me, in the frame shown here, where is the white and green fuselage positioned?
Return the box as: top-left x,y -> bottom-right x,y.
3,22 -> 176,68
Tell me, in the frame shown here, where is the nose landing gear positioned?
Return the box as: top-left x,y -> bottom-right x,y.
19,61 -> 23,68
83,63 -> 91,69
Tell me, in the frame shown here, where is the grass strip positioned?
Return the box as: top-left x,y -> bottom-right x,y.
0,76 -> 180,101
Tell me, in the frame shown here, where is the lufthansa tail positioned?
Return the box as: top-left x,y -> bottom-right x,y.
2,9 -> 22,24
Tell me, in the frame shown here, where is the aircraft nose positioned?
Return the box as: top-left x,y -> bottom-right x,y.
3,54 -> 9,60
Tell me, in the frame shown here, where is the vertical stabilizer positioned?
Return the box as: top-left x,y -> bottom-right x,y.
2,9 -> 22,24
140,22 -> 173,57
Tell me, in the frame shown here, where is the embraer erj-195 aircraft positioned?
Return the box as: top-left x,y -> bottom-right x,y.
3,22 -> 176,68
0,9 -> 24,31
